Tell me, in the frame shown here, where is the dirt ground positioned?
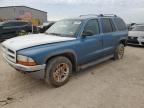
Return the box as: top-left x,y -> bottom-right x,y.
0,46 -> 144,108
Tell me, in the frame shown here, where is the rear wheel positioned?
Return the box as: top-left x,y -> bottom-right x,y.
45,56 -> 72,87
114,43 -> 125,60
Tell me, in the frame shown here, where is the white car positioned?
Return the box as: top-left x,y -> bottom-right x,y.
128,25 -> 144,46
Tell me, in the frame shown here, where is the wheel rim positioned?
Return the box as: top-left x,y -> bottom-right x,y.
53,63 -> 70,83
118,46 -> 124,59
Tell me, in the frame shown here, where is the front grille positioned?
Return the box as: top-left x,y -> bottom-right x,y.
8,49 -> 15,54
2,45 -> 16,63
128,36 -> 138,40
128,41 -> 139,44
128,36 -> 139,44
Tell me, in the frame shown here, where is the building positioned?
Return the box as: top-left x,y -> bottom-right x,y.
0,6 -> 47,25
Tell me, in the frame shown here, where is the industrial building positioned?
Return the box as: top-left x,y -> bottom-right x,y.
0,6 -> 47,26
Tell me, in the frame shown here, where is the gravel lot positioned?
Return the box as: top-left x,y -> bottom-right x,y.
0,46 -> 144,108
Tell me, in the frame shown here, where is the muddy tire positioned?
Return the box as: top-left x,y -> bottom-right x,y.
45,56 -> 72,87
114,43 -> 125,60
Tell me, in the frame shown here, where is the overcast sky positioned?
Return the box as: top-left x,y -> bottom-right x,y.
0,0 -> 144,23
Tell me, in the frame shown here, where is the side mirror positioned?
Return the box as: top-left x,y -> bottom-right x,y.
82,30 -> 94,37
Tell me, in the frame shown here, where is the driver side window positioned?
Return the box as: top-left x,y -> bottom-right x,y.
82,19 -> 100,36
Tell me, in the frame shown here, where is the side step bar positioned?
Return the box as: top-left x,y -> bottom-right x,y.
80,55 -> 114,70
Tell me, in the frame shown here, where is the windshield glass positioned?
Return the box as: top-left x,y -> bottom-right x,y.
46,20 -> 81,37
132,26 -> 144,31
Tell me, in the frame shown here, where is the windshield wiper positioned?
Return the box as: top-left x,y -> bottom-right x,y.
45,32 -> 74,37
45,33 -> 62,36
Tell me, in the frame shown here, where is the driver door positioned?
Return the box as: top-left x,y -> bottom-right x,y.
77,19 -> 103,65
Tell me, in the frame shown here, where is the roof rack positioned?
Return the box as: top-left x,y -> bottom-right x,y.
79,14 -> 98,17
79,14 -> 117,17
98,14 -> 117,17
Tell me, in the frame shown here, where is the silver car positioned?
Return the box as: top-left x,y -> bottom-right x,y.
128,25 -> 144,46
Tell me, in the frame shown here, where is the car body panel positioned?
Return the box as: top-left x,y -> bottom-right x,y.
2,33 -> 76,51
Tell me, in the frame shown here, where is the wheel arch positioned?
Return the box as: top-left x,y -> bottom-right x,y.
119,38 -> 127,46
45,50 -> 78,72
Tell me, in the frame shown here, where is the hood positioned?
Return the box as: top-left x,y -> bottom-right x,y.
129,31 -> 144,37
2,34 -> 76,51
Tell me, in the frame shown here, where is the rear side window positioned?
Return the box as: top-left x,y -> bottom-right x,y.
83,19 -> 100,36
20,22 -> 28,25
110,19 -> 116,32
101,18 -> 113,33
114,18 -> 127,31
14,22 -> 27,26
5,22 -> 18,27
3,22 -> 13,27
13,22 -> 21,26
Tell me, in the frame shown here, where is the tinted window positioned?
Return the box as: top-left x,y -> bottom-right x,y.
83,19 -> 99,36
4,22 -> 28,27
4,22 -> 18,27
3,22 -> 13,27
101,18 -> 113,33
14,22 -> 21,26
20,22 -> 28,25
12,22 -> 27,26
110,19 -> 116,32
114,18 -> 127,31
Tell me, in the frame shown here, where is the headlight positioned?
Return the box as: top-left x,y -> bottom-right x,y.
17,55 -> 37,66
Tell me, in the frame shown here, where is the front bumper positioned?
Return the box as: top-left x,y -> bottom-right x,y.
3,55 -> 46,79
4,55 -> 46,72
128,36 -> 144,46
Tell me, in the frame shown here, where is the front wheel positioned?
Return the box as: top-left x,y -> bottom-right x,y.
114,43 -> 125,60
45,56 -> 72,87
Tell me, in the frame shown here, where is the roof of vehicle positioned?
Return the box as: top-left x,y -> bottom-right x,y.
64,14 -> 119,21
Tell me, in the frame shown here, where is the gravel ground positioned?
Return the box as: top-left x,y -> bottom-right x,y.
0,46 -> 144,108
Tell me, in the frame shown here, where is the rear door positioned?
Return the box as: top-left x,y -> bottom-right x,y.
77,19 -> 103,64
113,18 -> 128,42
100,18 -> 116,56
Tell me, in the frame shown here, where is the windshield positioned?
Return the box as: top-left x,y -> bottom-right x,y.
132,26 -> 144,31
46,20 -> 81,37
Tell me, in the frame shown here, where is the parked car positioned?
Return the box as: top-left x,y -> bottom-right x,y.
128,25 -> 144,46
127,23 -> 136,31
2,14 -> 128,87
0,20 -> 32,42
38,21 -> 55,33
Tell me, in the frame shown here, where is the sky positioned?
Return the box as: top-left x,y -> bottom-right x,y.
0,0 -> 144,23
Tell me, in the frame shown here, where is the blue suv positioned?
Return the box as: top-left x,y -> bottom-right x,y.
2,14 -> 128,87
